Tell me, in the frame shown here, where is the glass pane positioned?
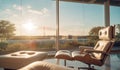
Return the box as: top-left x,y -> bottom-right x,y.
0,0 -> 56,54
59,2 -> 104,49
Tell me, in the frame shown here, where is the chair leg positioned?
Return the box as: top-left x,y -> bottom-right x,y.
64,60 -> 66,66
63,60 -> 74,68
88,64 -> 96,70
78,64 -> 96,70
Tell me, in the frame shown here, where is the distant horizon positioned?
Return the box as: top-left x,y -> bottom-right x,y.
0,0 -> 120,36
10,35 -> 93,40
13,34 -> 90,37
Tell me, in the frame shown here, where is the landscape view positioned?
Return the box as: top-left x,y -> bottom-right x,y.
0,0 -> 120,54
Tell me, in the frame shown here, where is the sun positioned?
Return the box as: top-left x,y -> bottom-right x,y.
22,21 -> 36,31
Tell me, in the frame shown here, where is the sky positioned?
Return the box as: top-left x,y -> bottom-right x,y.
0,0 -> 120,36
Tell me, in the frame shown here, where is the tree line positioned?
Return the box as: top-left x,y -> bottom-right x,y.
0,20 -> 16,42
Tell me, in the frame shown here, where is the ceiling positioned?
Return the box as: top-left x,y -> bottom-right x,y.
59,0 -> 120,6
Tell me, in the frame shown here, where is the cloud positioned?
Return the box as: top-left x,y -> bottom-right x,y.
3,9 -> 12,15
12,4 -> 49,16
28,9 -> 43,15
42,8 -> 48,14
5,9 -> 11,12
28,8 -> 49,16
13,4 -> 17,8
12,14 -> 18,17
13,4 -> 23,11
27,5 -> 32,9
0,4 -> 50,25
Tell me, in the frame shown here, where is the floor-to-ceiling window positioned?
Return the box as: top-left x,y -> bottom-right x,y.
0,0 -> 56,54
58,2 -> 105,50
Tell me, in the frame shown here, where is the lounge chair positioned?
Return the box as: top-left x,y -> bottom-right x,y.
55,26 -> 115,70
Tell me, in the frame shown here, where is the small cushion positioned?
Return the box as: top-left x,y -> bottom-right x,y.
99,26 -> 114,40
93,41 -> 112,60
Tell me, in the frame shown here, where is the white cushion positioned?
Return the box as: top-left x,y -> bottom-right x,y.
99,26 -> 114,40
93,41 -> 111,60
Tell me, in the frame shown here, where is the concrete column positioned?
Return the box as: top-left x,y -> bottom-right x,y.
104,0 -> 110,26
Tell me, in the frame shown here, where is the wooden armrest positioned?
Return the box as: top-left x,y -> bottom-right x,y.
79,46 -> 93,53
79,46 -> 93,50
85,49 -> 109,55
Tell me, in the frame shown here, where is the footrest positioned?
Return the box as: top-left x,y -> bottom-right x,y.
55,50 -> 73,60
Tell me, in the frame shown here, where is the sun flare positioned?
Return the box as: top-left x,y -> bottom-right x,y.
22,21 -> 37,31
